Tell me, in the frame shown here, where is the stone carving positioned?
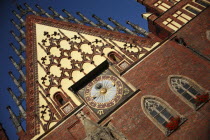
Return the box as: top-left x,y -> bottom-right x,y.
83,118 -> 127,140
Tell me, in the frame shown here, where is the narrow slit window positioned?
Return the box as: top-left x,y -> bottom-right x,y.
168,0 -> 180,4
195,0 -> 210,7
173,11 -> 192,24
154,1 -> 171,11
162,18 -> 181,31
185,6 -> 200,15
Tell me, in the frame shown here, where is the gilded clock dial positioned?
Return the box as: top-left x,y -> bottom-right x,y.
84,75 -> 123,109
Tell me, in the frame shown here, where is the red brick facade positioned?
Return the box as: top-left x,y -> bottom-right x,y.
120,41 -> 210,140
0,124 -> 8,140
138,0 -> 210,41
174,8 -> 210,60
20,1 -> 210,140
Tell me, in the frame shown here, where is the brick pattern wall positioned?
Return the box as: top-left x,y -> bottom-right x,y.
43,115 -> 79,140
41,40 -> 210,140
139,0 -> 209,40
29,2 -> 210,140
42,106 -> 100,140
174,8 -> 210,60
68,119 -> 86,140
109,41 -> 210,140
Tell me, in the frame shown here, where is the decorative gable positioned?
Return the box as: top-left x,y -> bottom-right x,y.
25,15 -> 159,138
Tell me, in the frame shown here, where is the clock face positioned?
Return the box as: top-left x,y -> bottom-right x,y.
84,75 -> 123,109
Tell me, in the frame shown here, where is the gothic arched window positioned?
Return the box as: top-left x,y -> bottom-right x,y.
54,92 -> 66,106
142,96 -> 185,136
195,0 -> 210,7
168,75 -> 209,110
185,5 -> 200,15
107,52 -> 123,64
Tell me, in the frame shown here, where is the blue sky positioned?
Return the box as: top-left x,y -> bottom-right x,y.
0,0 -> 147,139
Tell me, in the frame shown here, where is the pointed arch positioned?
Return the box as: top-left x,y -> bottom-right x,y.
168,75 -> 209,110
141,95 -> 185,136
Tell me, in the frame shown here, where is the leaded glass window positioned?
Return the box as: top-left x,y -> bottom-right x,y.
169,75 -> 209,110
142,96 -> 184,136
144,98 -> 173,126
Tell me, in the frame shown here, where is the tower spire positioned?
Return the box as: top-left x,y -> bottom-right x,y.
8,71 -> 25,98
10,31 -> 26,50
92,14 -> 114,30
62,9 -> 82,24
7,88 -> 26,119
77,12 -> 99,27
9,56 -> 26,81
10,19 -> 25,38
108,17 -> 135,35
126,21 -> 148,36
6,106 -> 23,133
35,4 -> 52,18
9,43 -> 25,64
49,7 -> 65,21
12,10 -> 25,25
16,4 -> 27,17
24,3 -> 38,15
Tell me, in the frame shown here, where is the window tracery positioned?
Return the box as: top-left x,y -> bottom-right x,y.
168,75 -> 209,110
142,96 -> 185,136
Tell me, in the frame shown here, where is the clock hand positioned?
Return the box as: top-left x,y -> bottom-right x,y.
104,80 -> 109,89
106,82 -> 115,89
102,80 -> 106,88
92,95 -> 99,100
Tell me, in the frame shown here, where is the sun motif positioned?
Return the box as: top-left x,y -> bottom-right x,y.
84,75 -> 123,109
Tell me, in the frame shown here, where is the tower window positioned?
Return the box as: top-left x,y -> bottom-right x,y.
163,18 -> 181,31
54,92 -> 66,106
169,75 -> 209,110
195,0 -> 210,7
108,52 -> 123,64
185,5 -> 200,15
168,0 -> 180,4
154,1 -> 171,12
142,96 -> 185,136
173,11 -> 192,24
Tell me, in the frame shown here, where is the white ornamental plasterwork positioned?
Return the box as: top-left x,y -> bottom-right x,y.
36,25 -> 154,94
